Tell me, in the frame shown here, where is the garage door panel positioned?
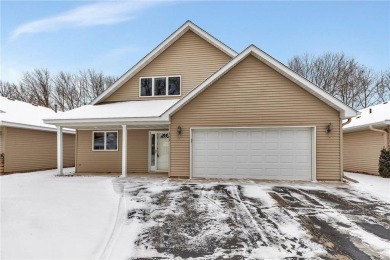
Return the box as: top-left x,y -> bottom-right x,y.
295,130 -> 312,138
250,131 -> 264,138
251,155 -> 265,162
221,131 -> 234,138
206,131 -> 219,139
192,128 -> 313,180
236,130 -> 250,139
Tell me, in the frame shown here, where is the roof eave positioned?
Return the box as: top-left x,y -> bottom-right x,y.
0,121 -> 75,134
43,116 -> 170,127
343,121 -> 390,133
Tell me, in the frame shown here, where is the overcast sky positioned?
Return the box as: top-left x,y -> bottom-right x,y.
1,1 -> 389,83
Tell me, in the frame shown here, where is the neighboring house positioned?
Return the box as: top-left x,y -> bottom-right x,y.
44,21 -> 356,181
0,97 -> 75,174
343,102 -> 390,175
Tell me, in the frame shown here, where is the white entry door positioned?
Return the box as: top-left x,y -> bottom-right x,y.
191,127 -> 313,180
150,131 -> 170,172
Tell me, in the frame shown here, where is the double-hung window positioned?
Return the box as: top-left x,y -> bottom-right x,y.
93,131 -> 118,151
140,76 -> 181,97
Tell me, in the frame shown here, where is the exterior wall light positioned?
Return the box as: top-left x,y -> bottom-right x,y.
326,123 -> 333,134
177,126 -> 182,135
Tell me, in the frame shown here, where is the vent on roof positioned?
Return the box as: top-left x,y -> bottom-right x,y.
369,108 -> 372,114
0,110 -> 5,113
356,116 -> 361,119
384,102 -> 388,104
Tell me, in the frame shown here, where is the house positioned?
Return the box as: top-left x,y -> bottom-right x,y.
343,102 -> 390,175
44,21 -> 356,181
0,97 -> 75,174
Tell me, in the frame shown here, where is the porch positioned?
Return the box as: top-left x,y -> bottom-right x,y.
43,99 -> 179,177
56,126 -> 172,177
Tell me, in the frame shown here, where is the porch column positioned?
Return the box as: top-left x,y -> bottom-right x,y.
57,126 -> 63,176
122,125 -> 127,177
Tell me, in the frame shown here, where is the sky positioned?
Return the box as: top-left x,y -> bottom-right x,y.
1,1 -> 389,83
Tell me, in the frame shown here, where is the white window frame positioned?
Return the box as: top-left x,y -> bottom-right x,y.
92,131 -> 119,151
139,75 -> 181,97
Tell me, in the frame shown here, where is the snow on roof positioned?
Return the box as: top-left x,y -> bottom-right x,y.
0,96 -> 74,133
343,102 -> 390,131
44,99 -> 179,123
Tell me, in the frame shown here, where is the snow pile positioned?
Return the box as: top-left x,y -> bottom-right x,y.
344,172 -> 390,203
0,168 -> 119,259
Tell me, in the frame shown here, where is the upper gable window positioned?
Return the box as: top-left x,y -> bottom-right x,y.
140,76 -> 181,97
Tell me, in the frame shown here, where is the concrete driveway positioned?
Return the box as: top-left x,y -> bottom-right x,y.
111,179 -> 390,259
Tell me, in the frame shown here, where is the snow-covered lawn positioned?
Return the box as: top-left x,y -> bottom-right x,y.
344,172 -> 390,203
1,168 -> 118,259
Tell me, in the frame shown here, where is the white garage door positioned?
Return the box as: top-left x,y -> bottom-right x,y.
192,128 -> 313,180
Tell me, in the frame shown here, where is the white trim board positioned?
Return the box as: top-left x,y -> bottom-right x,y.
163,45 -> 357,120
91,21 -> 237,105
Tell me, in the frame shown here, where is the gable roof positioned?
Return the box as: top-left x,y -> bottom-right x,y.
91,20 -> 238,105
343,102 -> 390,132
0,96 -> 74,133
162,45 -> 357,119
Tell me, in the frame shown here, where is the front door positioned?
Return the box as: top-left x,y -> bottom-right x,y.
149,131 -> 170,172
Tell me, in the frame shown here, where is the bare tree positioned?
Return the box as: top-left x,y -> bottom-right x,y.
288,52 -> 388,109
376,70 -> 390,103
0,81 -> 26,101
53,71 -> 82,111
20,69 -> 52,108
1,69 -> 118,110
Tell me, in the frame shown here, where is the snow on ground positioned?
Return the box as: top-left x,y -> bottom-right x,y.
1,171 -> 389,259
0,168 -> 119,260
344,172 -> 390,203
108,179 -> 390,259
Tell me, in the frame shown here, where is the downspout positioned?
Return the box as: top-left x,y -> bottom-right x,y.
342,118 -> 352,126
340,119 -> 353,181
369,125 -> 388,149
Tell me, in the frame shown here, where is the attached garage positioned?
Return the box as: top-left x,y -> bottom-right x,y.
165,46 -> 357,181
191,127 -> 315,180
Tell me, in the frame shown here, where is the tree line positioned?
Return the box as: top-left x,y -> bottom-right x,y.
0,69 -> 117,111
288,53 -> 389,109
1,52 -> 389,111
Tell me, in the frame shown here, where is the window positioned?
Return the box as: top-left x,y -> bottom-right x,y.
140,76 -> 181,97
93,131 -> 118,151
140,78 -> 152,96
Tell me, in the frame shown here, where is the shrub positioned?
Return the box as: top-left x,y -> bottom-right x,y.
379,148 -> 390,178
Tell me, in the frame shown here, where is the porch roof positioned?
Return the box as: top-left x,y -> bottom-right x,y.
43,99 -> 178,127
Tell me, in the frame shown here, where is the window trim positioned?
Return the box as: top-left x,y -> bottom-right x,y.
92,131 -> 119,151
139,75 -> 182,97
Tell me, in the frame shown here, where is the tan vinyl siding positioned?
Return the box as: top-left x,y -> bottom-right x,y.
3,127 -> 75,173
344,129 -> 388,175
170,55 -> 341,181
76,129 -> 152,173
103,30 -> 232,103
0,127 -> 3,154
